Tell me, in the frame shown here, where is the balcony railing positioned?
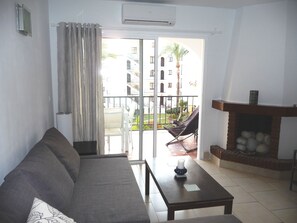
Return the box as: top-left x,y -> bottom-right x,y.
104,95 -> 198,130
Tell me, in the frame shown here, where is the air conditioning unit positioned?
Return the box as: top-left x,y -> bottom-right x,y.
122,3 -> 176,26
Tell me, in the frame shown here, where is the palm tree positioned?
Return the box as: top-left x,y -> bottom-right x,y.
163,43 -> 189,107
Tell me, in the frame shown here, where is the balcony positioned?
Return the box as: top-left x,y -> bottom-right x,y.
104,95 -> 198,129
103,95 -> 198,160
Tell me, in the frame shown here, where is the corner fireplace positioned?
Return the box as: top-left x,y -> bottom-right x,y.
210,100 -> 297,171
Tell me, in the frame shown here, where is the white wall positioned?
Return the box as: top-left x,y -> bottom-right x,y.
220,0 -> 297,158
0,0 -> 53,182
224,1 -> 287,105
48,0 -> 235,159
279,0 -> 297,159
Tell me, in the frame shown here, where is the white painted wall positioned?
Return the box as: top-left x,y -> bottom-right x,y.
48,0 -> 235,159
279,0 -> 297,159
224,1 -> 287,105
0,0 -> 53,182
220,0 -> 297,158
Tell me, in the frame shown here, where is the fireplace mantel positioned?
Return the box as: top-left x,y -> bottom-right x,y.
212,100 -> 297,117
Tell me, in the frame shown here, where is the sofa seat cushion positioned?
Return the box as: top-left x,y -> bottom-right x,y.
4,142 -> 74,216
67,157 -> 150,223
42,127 -> 80,182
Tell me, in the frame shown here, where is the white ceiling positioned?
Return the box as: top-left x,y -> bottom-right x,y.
113,0 -> 284,9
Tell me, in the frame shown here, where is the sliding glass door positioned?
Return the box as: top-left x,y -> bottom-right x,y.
102,32 -> 204,161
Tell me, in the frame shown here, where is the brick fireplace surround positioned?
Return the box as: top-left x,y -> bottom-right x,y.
211,100 -> 297,171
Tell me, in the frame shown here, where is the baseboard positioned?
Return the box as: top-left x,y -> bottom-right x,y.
211,155 -> 291,180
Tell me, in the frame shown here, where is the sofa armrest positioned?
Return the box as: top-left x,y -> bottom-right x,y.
73,141 -> 97,156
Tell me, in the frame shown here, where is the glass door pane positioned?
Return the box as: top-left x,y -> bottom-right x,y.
102,38 -> 156,161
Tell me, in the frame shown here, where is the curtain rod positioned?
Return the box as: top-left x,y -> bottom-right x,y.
50,23 -> 102,28
50,23 -> 222,36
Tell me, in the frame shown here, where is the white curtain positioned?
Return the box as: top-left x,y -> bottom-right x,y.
57,22 -> 105,154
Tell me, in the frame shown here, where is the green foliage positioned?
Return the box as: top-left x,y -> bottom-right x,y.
165,107 -> 180,115
162,43 -> 189,61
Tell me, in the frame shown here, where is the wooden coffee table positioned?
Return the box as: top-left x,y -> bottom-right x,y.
145,157 -> 234,220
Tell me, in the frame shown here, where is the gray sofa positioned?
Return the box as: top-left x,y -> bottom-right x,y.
0,127 -> 150,223
0,127 -> 241,223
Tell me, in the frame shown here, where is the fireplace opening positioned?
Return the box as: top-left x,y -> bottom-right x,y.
235,114 -> 273,157
237,114 -> 272,135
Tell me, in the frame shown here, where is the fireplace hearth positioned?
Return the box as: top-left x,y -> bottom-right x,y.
211,100 -> 297,171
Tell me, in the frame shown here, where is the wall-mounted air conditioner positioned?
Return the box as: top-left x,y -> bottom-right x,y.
122,3 -> 176,26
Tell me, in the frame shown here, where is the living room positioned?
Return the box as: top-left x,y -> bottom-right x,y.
0,0 -> 297,222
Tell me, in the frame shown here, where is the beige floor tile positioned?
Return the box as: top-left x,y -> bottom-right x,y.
194,206 -> 225,217
217,167 -> 256,179
211,174 -> 237,187
251,190 -> 297,211
232,177 -> 276,193
269,180 -> 293,191
233,203 -> 282,223
145,202 -> 159,223
174,209 -> 203,220
273,208 -> 297,223
149,193 -> 167,212
225,186 -> 257,204
155,211 -> 168,222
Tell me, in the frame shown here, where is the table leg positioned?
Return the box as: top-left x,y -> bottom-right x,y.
224,201 -> 233,214
145,162 -> 150,195
167,208 -> 175,220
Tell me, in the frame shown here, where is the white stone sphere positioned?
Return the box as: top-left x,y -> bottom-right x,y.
256,144 -> 269,154
256,132 -> 264,142
241,131 -> 251,138
246,138 -> 258,152
236,137 -> 247,145
236,144 -> 246,151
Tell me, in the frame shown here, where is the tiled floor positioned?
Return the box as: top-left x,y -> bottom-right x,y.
131,158 -> 297,223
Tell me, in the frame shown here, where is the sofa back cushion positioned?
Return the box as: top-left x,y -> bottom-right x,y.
0,173 -> 39,223
42,127 -> 80,182
1,142 -> 74,222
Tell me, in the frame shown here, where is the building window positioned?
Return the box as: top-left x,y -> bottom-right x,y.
127,60 -> 131,70
169,56 -> 173,62
127,73 -> 131,82
160,83 -> 164,93
149,83 -> 154,90
150,70 -> 154,77
150,56 -> 154,64
127,86 -> 131,95
160,96 -> 164,106
160,57 -> 165,67
168,83 -> 172,88
168,70 -> 172,75
160,70 -> 164,80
